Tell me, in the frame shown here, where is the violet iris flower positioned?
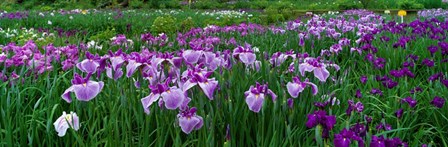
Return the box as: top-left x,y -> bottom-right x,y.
181,64 -> 218,100
141,79 -> 187,114
76,52 -> 100,74
232,44 -> 256,65
286,76 -> 318,98
177,107 -> 203,134
244,82 -> 277,113
306,110 -> 336,130
299,57 -> 340,82
61,73 -> 104,103
402,97 -> 417,108
430,96 -> 445,108
53,111 -> 80,137
334,129 -> 364,147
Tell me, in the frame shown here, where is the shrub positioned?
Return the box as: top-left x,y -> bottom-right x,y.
398,0 -> 424,9
129,0 -> 144,9
180,17 -> 195,32
151,15 -> 178,34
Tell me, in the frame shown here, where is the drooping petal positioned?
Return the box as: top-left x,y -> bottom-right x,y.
72,81 -> 104,101
53,111 -> 80,137
179,115 -> 203,134
299,63 -> 315,76
126,60 -> 142,78
181,80 -> 198,92
198,79 -> 218,100
141,93 -> 161,114
182,50 -> 202,64
245,93 -> 265,113
61,86 -> 74,103
286,82 -> 304,98
314,67 -> 330,82
110,56 -> 124,70
161,88 -> 185,110
76,59 -> 99,73
304,81 -> 318,95
239,52 -> 256,65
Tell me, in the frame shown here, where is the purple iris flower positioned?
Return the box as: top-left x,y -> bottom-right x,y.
76,52 -> 100,74
306,110 -> 336,130
442,79 -> 448,88
61,73 -> 104,103
370,136 -> 386,147
151,52 -> 183,69
350,123 -> 367,137
299,57 -> 340,82
395,108 -> 404,118
141,79 -> 187,114
177,107 -> 203,134
410,87 -> 422,94
355,89 -> 363,98
244,82 -> 277,113
232,43 -> 256,65
427,45 -> 438,56
421,58 -> 435,67
430,96 -> 445,108
269,50 -> 295,67
385,137 -> 407,147
287,98 -> 294,109
181,64 -> 218,100
360,76 -> 367,84
286,76 -> 318,98
402,97 -> 417,108
428,72 -> 443,81
370,88 -> 383,96
346,100 -> 364,115
333,129 -> 353,147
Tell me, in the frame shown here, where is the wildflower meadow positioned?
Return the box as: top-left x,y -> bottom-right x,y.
0,4 -> 448,147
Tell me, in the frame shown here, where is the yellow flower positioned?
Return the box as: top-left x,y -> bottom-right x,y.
398,10 -> 407,16
82,10 -> 88,15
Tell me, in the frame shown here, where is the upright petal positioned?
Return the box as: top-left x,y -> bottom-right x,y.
76,59 -> 99,73
181,80 -> 198,92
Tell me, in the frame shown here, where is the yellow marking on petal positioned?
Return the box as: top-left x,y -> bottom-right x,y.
255,94 -> 259,99
83,83 -> 87,87
166,90 -> 171,93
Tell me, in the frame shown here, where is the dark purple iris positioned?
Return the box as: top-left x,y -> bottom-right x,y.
431,96 -> 445,108
370,88 -> 383,96
402,97 -> 417,108
355,89 -> 363,98
395,108 -> 404,118
360,76 -> 368,84
306,110 -> 336,131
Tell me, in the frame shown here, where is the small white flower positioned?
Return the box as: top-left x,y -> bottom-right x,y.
69,16 -> 73,20
48,21 -> 52,25
50,13 -> 54,16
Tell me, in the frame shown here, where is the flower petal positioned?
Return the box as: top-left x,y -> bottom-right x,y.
314,67 -> 330,82
286,82 -> 304,98
198,79 -> 218,100
141,93 -> 160,114
245,93 -> 265,113
72,81 -> 104,101
161,88 -> 185,110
